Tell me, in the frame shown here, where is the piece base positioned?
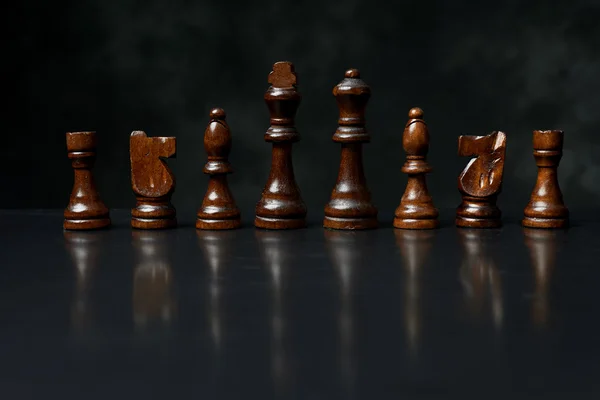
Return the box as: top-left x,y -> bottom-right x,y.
64,217 -> 111,231
456,216 -> 502,229
131,217 -> 177,230
196,218 -> 241,230
323,215 -> 378,230
522,216 -> 569,229
254,215 -> 306,230
393,218 -> 439,230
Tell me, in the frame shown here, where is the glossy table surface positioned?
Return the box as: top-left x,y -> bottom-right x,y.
1,210 -> 599,398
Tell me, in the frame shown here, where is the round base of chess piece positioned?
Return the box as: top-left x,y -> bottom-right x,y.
196,217 -> 241,230
456,196 -> 501,228
254,215 -> 306,230
64,216 -> 111,231
323,215 -> 378,230
131,197 -> 177,229
393,217 -> 439,230
522,216 -> 569,229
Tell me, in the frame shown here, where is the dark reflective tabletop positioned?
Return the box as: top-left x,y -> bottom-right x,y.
1,211 -> 599,398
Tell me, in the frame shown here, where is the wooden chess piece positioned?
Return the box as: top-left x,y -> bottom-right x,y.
522,130 -> 569,229
394,108 -> 439,230
196,108 -> 241,230
456,131 -> 506,228
130,131 -> 177,229
64,131 -> 111,230
255,61 -> 307,230
323,69 -> 377,230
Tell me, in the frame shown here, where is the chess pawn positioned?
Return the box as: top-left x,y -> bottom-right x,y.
394,108 -> 439,229
255,61 -> 307,230
323,69 -> 377,230
522,130 -> 569,229
130,131 -> 177,229
456,131 -> 506,228
196,108 -> 241,230
64,131 -> 111,230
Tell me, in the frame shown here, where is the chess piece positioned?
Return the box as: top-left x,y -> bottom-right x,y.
196,108 -> 241,230
323,68 -> 377,230
130,131 -> 177,229
394,107 -> 439,230
522,130 -> 569,229
255,61 -> 307,229
456,131 -> 506,228
523,228 -> 563,327
64,131 -> 111,230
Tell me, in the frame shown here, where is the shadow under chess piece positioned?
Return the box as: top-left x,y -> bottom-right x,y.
255,61 -> 307,230
196,108 -> 241,230
64,131 -> 111,230
395,230 -> 435,356
324,69 -> 378,230
523,130 -> 569,229
394,108 -> 439,230
456,131 -> 506,228
130,131 -> 177,229
197,230 -> 238,352
523,228 -> 564,327
64,231 -> 106,335
458,229 -> 504,329
132,231 -> 176,330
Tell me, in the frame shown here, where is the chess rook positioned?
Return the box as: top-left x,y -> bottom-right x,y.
323,69 -> 377,230
64,131 -> 111,230
456,131 -> 506,228
196,108 -> 241,230
255,61 -> 307,229
394,107 -> 439,230
130,131 -> 177,229
522,130 -> 569,229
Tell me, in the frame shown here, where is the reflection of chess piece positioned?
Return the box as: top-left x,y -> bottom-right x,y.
523,229 -> 564,327
132,231 -> 176,330
456,131 -> 506,228
458,229 -> 504,329
394,230 -> 435,357
64,231 -> 105,335
324,230 -> 365,398
197,230 -> 238,352
255,230 -> 298,395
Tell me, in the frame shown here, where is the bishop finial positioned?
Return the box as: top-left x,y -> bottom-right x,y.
408,107 -> 424,119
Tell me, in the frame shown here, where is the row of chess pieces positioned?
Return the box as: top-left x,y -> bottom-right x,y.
64,61 -> 569,231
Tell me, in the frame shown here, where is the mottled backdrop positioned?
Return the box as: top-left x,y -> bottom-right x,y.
4,0 -> 600,222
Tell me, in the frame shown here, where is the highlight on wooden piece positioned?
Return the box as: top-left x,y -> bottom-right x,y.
255,61 -> 307,229
522,130 -> 569,229
456,131 -> 506,228
323,68 -> 378,230
130,131 -> 177,229
64,131 -> 111,230
394,107 -> 439,230
196,108 -> 241,230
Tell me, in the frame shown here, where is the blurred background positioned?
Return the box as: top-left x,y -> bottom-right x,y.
4,0 -> 600,221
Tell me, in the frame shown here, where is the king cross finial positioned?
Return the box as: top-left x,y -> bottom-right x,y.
268,61 -> 297,88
